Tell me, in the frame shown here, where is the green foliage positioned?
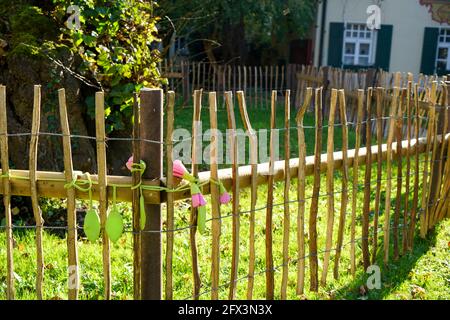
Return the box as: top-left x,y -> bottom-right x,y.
10,6 -> 56,39
52,0 -> 164,132
0,1 -> 163,134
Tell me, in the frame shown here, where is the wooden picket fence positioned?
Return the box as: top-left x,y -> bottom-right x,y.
160,58 -> 301,108
296,65 -> 449,139
0,76 -> 449,300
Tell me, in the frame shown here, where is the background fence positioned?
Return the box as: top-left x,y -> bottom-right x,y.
161,58 -> 448,141
0,70 -> 449,300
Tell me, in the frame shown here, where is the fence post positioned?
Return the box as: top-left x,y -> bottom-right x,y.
139,88 -> 163,300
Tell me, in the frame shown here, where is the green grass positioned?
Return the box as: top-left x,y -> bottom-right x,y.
0,100 -> 448,300
1,162 -> 449,300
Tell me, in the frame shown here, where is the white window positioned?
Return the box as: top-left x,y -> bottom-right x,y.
343,23 -> 376,66
436,28 -> 450,72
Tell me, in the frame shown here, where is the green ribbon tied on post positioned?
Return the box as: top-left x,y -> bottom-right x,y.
130,160 -> 147,231
64,172 -> 101,243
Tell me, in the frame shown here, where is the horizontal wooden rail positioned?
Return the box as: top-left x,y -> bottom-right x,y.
1,134 -> 448,204
0,171 -> 160,203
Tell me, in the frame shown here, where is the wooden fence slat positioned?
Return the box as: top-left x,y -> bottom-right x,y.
420,85 -> 436,237
295,69 -> 302,110
0,85 -> 14,300
426,83 -> 439,232
58,88 -> 79,300
430,83 -> 447,227
295,87 -> 312,295
131,94 -> 141,299
95,91 -> 111,300
243,66 -> 247,97
237,65 -> 241,91
433,85 -> 447,224
225,91 -> 240,300
409,84 -> 421,250
265,90 -> 277,299
394,89 -> 405,260
165,92 -> 175,300
384,87 -> 400,264
207,63 -> 212,91
362,87 -> 373,269
237,91 -> 258,300
270,66 -> 274,100
435,83 -> 449,223
213,64 -> 216,92
186,61 -> 191,101
203,63 -> 206,90
259,67 -> 263,110
309,87 -> 323,292
275,66 -> 279,92
94,92 -> 112,298
233,65 -> 236,93
228,65 -> 232,92
29,85 -> 44,299
403,82 -> 413,253
190,89 -> 202,299
281,90 -> 291,299
372,88 -> 384,263
192,62 -> 196,91
334,89 -> 349,279
197,62 -> 201,89
248,67 -> 253,107
209,92 -> 221,300
254,66 -> 258,109
321,88 -> 337,287
350,90 -> 364,276
221,65 -> 226,94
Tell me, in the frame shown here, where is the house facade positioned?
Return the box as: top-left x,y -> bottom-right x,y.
313,0 -> 450,76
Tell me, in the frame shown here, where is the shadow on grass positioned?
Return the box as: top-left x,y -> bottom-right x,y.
334,227 -> 438,300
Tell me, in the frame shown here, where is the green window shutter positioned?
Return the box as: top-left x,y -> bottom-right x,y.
327,22 -> 344,67
374,25 -> 393,71
420,28 -> 439,75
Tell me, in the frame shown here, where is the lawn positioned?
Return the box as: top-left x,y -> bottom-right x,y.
0,99 -> 448,300
1,161 -> 449,300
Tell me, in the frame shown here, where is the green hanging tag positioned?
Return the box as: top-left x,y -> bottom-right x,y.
105,186 -> 123,243
83,176 -> 100,243
105,207 -> 124,243
197,205 -> 206,235
140,194 -> 146,231
84,208 -> 101,243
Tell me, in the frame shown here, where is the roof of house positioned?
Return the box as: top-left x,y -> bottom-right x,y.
420,0 -> 450,24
